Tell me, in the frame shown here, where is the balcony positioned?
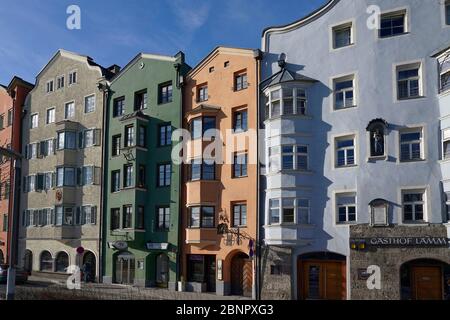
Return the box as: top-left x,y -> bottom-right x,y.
185,228 -> 217,248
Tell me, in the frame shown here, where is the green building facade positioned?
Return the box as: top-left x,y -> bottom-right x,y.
102,52 -> 189,289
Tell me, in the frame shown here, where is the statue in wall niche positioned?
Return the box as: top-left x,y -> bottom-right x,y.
372,128 -> 384,156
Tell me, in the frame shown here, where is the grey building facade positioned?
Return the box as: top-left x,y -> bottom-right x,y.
18,50 -> 116,280
259,0 -> 450,300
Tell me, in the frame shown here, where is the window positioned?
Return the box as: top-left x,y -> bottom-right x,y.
57,75 -> 65,89
46,108 -> 55,124
57,131 -> 76,150
136,206 -> 145,230
81,206 -> 96,225
158,164 -> 171,187
63,207 -> 74,225
224,61 -> 230,68
336,193 -> 357,223
190,116 -> 216,140
440,70 -> 450,93
334,76 -> 355,109
122,205 -> 133,229
403,191 -> 425,222
400,129 -> 423,161
111,170 -> 121,193
124,125 -> 135,147
233,153 -> 248,178
190,159 -> 215,181
26,143 -> 38,159
445,192 -> 450,222
333,23 -> 353,49
265,88 -> 307,119
40,251 -> 53,271
30,114 -> 39,129
233,204 -> 247,227
158,82 -> 173,104
189,206 -> 215,228
446,1 -> 450,25
280,145 -> 308,171
55,207 -> 63,226
7,109 -> 12,126
81,166 -> 94,185
134,90 -> 147,111
138,125 -> 147,148
113,97 -> 125,117
69,71 -> 77,85
83,129 -> 95,148
123,164 -> 133,188
112,135 -> 121,156
380,11 -> 406,38
25,175 -> 36,193
297,199 -> 310,224
159,124 -> 172,146
209,66 -> 215,73
336,136 -> 355,167
111,208 -> 120,230
56,167 -> 75,187
233,109 -> 248,133
268,198 -> 308,225
84,95 -> 95,113
235,72 -> 248,91
197,85 -> 208,102
269,199 -> 280,224
397,64 -> 421,99
157,206 -> 170,231
44,172 -> 54,190
2,215 -> 7,232
443,128 -> 450,160
65,101 -> 75,119
46,80 -> 54,93
138,165 -> 146,188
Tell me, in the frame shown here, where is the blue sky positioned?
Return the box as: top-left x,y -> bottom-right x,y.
0,0 -> 326,85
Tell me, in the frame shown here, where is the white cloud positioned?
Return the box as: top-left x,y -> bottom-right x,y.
169,0 -> 211,32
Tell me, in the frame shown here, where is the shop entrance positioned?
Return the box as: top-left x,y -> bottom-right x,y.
114,252 -> 135,285
401,259 -> 450,300
297,252 -> 346,300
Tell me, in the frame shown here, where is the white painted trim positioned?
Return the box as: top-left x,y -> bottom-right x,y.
329,72 -> 358,113
332,189 -> 357,226
392,59 -> 426,103
329,19 -> 356,52
397,186 -> 430,224
331,131 -> 358,170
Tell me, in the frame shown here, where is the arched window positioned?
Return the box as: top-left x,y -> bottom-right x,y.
367,119 -> 388,158
55,252 -> 69,273
40,251 -> 53,272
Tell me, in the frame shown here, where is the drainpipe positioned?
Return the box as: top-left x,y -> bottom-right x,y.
98,80 -> 111,283
254,49 -> 262,301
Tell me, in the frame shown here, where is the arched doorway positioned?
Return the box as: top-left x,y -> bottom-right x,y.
114,252 -> 135,285
55,252 -> 69,273
297,252 -> 347,300
230,252 -> 253,297
82,251 -> 96,282
400,259 -> 450,300
0,249 -> 4,264
40,251 -> 53,272
24,250 -> 33,273
155,253 -> 169,288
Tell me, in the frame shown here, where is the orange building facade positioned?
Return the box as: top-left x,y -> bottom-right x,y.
181,47 -> 261,297
0,78 -> 33,265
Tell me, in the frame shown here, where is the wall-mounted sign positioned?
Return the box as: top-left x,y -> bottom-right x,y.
352,237 -> 450,248
110,241 -> 128,251
217,259 -> 223,281
146,242 -> 169,250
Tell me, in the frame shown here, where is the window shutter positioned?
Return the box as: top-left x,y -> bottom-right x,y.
36,173 -> 44,191
91,206 -> 97,224
81,207 -> 86,225
76,207 -> 81,225
94,129 -> 101,146
77,168 -> 82,186
78,131 -> 84,149
53,139 -> 57,154
33,210 -> 38,226
50,209 -> 55,225
94,167 -> 101,185
51,172 -> 56,188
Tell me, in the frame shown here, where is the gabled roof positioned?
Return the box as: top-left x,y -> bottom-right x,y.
7,76 -> 34,93
261,0 -> 340,51
262,68 -> 317,90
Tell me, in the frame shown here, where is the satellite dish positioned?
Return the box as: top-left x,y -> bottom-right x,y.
278,53 -> 287,69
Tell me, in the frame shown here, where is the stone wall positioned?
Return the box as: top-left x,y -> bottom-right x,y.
259,245 -> 292,300
350,224 -> 450,300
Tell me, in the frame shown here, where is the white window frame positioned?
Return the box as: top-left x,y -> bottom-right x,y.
399,127 -> 424,162
268,197 -> 311,226
279,145 -> 309,171
84,94 -> 96,114
30,113 -> 39,129
401,189 -> 427,223
335,135 -> 357,168
335,192 -> 357,225
442,128 -> 450,160
333,74 -> 356,110
331,20 -> 354,50
396,62 -> 422,100
441,0 -> 450,28
46,107 -> 55,125
378,9 -> 408,39
264,86 -> 308,119
56,75 -> 65,90
46,80 -> 54,94
68,70 -> 78,86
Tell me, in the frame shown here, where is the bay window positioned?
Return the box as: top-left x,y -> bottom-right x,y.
57,131 -> 76,150
265,87 -> 307,119
56,167 -> 75,187
269,198 -> 310,225
189,206 -> 215,228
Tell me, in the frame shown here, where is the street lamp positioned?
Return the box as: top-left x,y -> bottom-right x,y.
0,147 -> 22,300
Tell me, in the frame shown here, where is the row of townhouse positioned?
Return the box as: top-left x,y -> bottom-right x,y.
1,0 -> 450,300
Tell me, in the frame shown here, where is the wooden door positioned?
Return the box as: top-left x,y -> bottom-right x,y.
300,260 -> 346,300
242,260 -> 253,297
231,255 -> 253,297
412,266 -> 443,300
